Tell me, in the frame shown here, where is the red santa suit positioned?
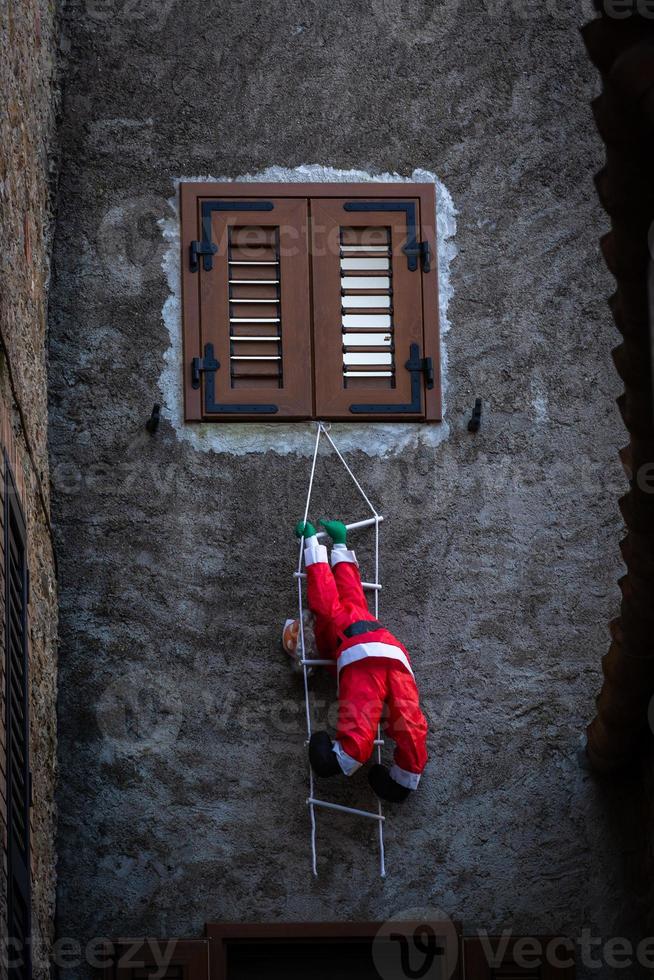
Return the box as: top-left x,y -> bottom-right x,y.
304,535 -> 428,790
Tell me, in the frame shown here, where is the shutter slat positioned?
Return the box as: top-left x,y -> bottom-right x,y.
9,666 -> 25,712
4,461 -> 32,980
9,713 -> 25,760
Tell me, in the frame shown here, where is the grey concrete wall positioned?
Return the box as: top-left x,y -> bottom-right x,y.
49,1 -> 651,977
0,0 -> 60,976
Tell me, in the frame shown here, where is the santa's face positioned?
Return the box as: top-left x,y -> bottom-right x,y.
282,618 -> 300,657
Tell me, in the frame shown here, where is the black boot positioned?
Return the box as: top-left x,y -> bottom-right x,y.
309,731 -> 341,778
368,764 -> 411,803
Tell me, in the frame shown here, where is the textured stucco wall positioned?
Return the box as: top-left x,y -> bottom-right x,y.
0,0 -> 59,483
0,0 -> 60,976
49,2 -> 651,977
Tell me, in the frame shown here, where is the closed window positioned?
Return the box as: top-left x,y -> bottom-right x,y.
180,183 -> 441,422
205,921 -> 461,980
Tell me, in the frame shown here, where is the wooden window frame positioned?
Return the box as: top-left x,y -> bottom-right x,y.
98,929 -> 578,980
99,939 -> 210,980
180,182 -> 441,424
205,920 -> 462,980
463,936 -> 576,979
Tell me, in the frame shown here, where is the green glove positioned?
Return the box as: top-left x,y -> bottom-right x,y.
295,520 -> 317,539
319,519 -> 347,545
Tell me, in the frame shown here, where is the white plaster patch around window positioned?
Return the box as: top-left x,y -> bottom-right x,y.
159,165 -> 457,456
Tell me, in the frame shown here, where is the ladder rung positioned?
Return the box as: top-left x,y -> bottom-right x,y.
230,336 -> 281,342
301,659 -> 334,667
293,571 -> 381,592
315,516 -> 383,540
230,317 -> 280,323
302,736 -> 387,747
308,798 -> 385,822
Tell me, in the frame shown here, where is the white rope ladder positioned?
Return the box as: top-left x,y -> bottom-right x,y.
295,421 -> 386,878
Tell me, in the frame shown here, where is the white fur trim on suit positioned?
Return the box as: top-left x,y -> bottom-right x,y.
331,544 -> 359,567
304,535 -> 328,566
337,642 -> 414,678
333,740 -> 362,776
389,764 -> 421,790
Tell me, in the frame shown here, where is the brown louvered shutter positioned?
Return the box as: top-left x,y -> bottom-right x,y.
101,940 -> 210,980
4,460 -> 31,980
463,937 -> 575,979
181,182 -> 441,423
182,190 -> 312,420
310,196 -> 434,420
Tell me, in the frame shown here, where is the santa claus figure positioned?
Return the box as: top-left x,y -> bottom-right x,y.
295,518 -> 428,802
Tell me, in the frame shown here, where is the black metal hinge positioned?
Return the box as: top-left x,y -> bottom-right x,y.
191,348 -> 218,389
350,343 -> 433,415
343,201 -> 431,273
191,343 -> 278,415
189,200 -> 274,272
422,353 -> 435,389
403,239 -> 431,273
189,240 -> 218,273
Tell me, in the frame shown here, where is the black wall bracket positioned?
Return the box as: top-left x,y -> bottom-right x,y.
468,398 -> 483,432
349,343 -> 433,415
191,344 -> 279,415
145,403 -> 161,434
189,200 -> 275,272
343,201 -> 430,273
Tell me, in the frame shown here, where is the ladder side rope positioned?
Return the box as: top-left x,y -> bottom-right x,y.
320,425 -> 380,519
297,423 -> 323,876
296,422 -> 386,878
374,514 -> 386,877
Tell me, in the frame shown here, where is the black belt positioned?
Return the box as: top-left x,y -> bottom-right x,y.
341,619 -> 383,643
